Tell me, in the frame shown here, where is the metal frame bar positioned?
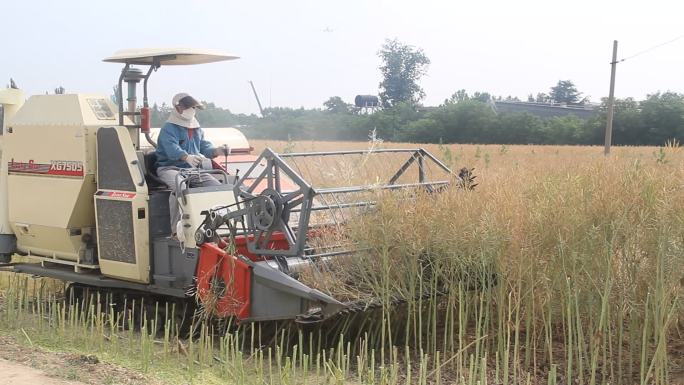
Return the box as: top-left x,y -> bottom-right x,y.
420,148 -> 454,175
315,181 -> 450,195
290,200 -> 376,213
142,61 -> 158,108
388,150 -> 420,185
279,148 -> 422,157
117,60 -> 160,127
117,64 -> 129,126
231,147 -> 454,259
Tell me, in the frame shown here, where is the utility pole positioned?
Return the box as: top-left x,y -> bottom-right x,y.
604,40 -> 618,155
249,81 -> 265,117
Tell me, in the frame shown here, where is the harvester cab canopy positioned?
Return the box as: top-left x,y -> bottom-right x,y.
103,48 -> 239,66
102,48 -> 239,146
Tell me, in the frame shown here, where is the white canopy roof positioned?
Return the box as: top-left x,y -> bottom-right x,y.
103,48 -> 239,66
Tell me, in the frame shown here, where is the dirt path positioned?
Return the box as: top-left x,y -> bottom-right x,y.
0,359 -> 87,385
0,335 -> 164,385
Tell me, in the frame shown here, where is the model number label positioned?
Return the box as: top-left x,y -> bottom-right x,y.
50,161 -> 84,173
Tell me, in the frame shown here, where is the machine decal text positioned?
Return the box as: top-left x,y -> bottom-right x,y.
96,191 -> 136,199
8,159 -> 84,177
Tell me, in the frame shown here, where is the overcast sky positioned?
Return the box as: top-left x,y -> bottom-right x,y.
3,0 -> 683,114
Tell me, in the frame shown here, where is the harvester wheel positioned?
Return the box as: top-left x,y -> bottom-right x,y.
0,254 -> 11,264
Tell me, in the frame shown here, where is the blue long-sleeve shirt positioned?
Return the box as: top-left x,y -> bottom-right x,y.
155,122 -> 216,167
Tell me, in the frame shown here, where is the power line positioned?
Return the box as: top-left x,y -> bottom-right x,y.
618,33 -> 684,63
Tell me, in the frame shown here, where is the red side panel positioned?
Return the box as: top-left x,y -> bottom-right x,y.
233,233 -> 290,261
196,243 -> 251,320
228,230 -> 326,262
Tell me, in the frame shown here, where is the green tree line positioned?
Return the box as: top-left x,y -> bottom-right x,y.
151,91 -> 684,146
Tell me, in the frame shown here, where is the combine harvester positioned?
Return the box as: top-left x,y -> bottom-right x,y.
0,49 -> 467,324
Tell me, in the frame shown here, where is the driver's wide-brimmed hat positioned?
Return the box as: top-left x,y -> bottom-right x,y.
172,93 -> 204,109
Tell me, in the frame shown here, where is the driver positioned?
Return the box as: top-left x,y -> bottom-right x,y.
155,93 -> 226,235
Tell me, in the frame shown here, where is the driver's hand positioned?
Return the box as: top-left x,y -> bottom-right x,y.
186,154 -> 203,168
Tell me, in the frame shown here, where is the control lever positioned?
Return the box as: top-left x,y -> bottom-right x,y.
131,159 -> 145,186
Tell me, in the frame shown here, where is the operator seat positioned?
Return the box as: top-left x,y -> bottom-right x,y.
143,151 -> 169,190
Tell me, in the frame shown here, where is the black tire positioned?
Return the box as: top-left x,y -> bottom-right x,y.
0,254 -> 11,264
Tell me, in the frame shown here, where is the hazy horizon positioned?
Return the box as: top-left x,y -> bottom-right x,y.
3,0 -> 683,114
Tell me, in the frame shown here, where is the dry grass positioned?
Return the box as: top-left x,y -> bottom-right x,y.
272,140 -> 684,384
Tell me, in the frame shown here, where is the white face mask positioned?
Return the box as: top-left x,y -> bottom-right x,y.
181,107 -> 196,120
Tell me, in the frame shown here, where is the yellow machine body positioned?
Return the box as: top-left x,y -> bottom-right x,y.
0,88 -> 25,242
0,94 -> 150,278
